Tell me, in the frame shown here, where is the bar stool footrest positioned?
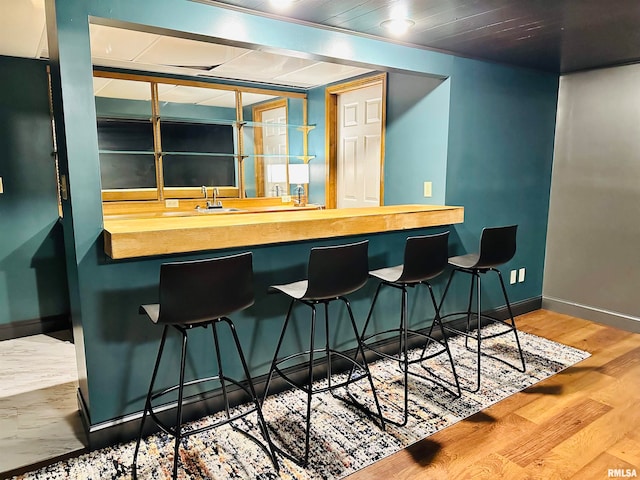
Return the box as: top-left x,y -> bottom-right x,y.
145,375 -> 264,441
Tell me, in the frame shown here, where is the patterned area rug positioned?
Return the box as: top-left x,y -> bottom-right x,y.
11,325 -> 589,480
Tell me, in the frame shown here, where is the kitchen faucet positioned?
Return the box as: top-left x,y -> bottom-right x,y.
201,185 -> 208,206
212,187 -> 221,207
201,186 -> 222,208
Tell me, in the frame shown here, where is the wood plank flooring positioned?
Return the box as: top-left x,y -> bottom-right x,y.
347,310 -> 640,480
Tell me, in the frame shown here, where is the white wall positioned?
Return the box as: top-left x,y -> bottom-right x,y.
543,63 -> 640,331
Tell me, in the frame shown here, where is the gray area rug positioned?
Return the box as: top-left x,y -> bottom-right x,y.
12,325 -> 589,479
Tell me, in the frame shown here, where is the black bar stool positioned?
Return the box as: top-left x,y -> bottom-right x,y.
262,240 -> 385,466
132,252 -> 278,479
357,232 -> 461,427
439,225 -> 526,393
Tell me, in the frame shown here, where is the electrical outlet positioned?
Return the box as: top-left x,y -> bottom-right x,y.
0,176 -> 3,194
423,181 -> 432,198
510,270 -> 517,285
282,195 -> 291,203
518,267 -> 526,283
165,199 -> 179,208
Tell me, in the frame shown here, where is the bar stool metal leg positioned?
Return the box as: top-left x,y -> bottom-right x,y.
421,283 -> 461,395
359,279 -> 461,427
493,268 -> 526,372
304,302 -> 317,466
340,296 -> 386,429
172,327 -> 188,479
220,318 -> 280,471
262,300 -> 295,407
133,326 -> 169,477
212,323 -> 231,420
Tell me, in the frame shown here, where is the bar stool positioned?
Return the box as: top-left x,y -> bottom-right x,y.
439,225 -> 526,393
132,252 -> 278,479
357,232 -> 461,427
262,240 -> 385,466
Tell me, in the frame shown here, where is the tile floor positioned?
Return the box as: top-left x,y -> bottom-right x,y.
0,332 -> 86,476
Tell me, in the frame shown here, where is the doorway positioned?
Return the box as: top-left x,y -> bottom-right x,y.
325,73 -> 387,209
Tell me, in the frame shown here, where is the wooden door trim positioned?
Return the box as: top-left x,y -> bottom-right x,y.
252,98 -> 288,198
324,72 -> 387,209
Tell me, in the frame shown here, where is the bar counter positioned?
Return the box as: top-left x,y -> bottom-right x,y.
103,204 -> 464,259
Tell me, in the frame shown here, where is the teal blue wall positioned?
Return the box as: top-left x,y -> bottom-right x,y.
0,55 -> 69,328
385,73 -> 450,205
44,0 -> 558,427
443,58 -> 558,312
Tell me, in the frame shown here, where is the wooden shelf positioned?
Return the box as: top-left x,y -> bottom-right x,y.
103,204 -> 464,259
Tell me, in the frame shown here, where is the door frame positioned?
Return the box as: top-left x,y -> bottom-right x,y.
324,72 -> 387,209
252,98 -> 288,197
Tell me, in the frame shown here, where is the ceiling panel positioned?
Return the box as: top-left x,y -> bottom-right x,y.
196,90 -> 238,108
0,0 -> 46,58
158,85 -> 231,105
275,62 -> 372,87
89,25 -> 160,62
237,92 -> 279,107
135,35 -> 248,68
94,78 -> 155,101
3,0 -> 640,77
209,50 -> 318,83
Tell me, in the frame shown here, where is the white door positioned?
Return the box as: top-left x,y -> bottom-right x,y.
261,106 -> 288,196
337,83 -> 383,208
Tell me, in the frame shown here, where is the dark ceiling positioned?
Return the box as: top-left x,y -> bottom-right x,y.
206,0 -> 640,74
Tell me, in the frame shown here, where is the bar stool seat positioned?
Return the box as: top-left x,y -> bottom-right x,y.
358,232 -> 461,427
439,225 -> 526,393
132,252 -> 278,479
262,240 -> 385,466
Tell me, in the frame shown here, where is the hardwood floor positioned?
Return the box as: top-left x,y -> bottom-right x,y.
347,310 -> 640,480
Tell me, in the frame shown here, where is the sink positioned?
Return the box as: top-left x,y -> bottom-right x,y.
195,207 -> 245,213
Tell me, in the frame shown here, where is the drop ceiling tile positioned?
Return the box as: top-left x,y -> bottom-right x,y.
136,36 -> 248,68
211,50 -> 316,82
94,78 -> 172,101
276,62 -> 373,86
0,0 -> 46,58
197,90 -> 238,108
158,85 -> 232,105
92,77 -> 112,95
89,24 -> 160,62
239,92 -> 279,106
37,24 -> 48,59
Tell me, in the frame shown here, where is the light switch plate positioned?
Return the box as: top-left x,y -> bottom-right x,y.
510,270 -> 517,285
423,181 -> 432,198
282,195 -> 291,203
0,176 -> 3,194
518,267 -> 526,283
165,199 -> 179,208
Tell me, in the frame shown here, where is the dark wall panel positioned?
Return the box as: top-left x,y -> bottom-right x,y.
0,55 -> 70,331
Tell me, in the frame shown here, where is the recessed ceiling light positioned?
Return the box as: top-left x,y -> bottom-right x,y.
380,18 -> 415,36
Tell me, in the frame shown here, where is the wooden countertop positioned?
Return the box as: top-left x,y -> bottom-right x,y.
103,204 -> 464,259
